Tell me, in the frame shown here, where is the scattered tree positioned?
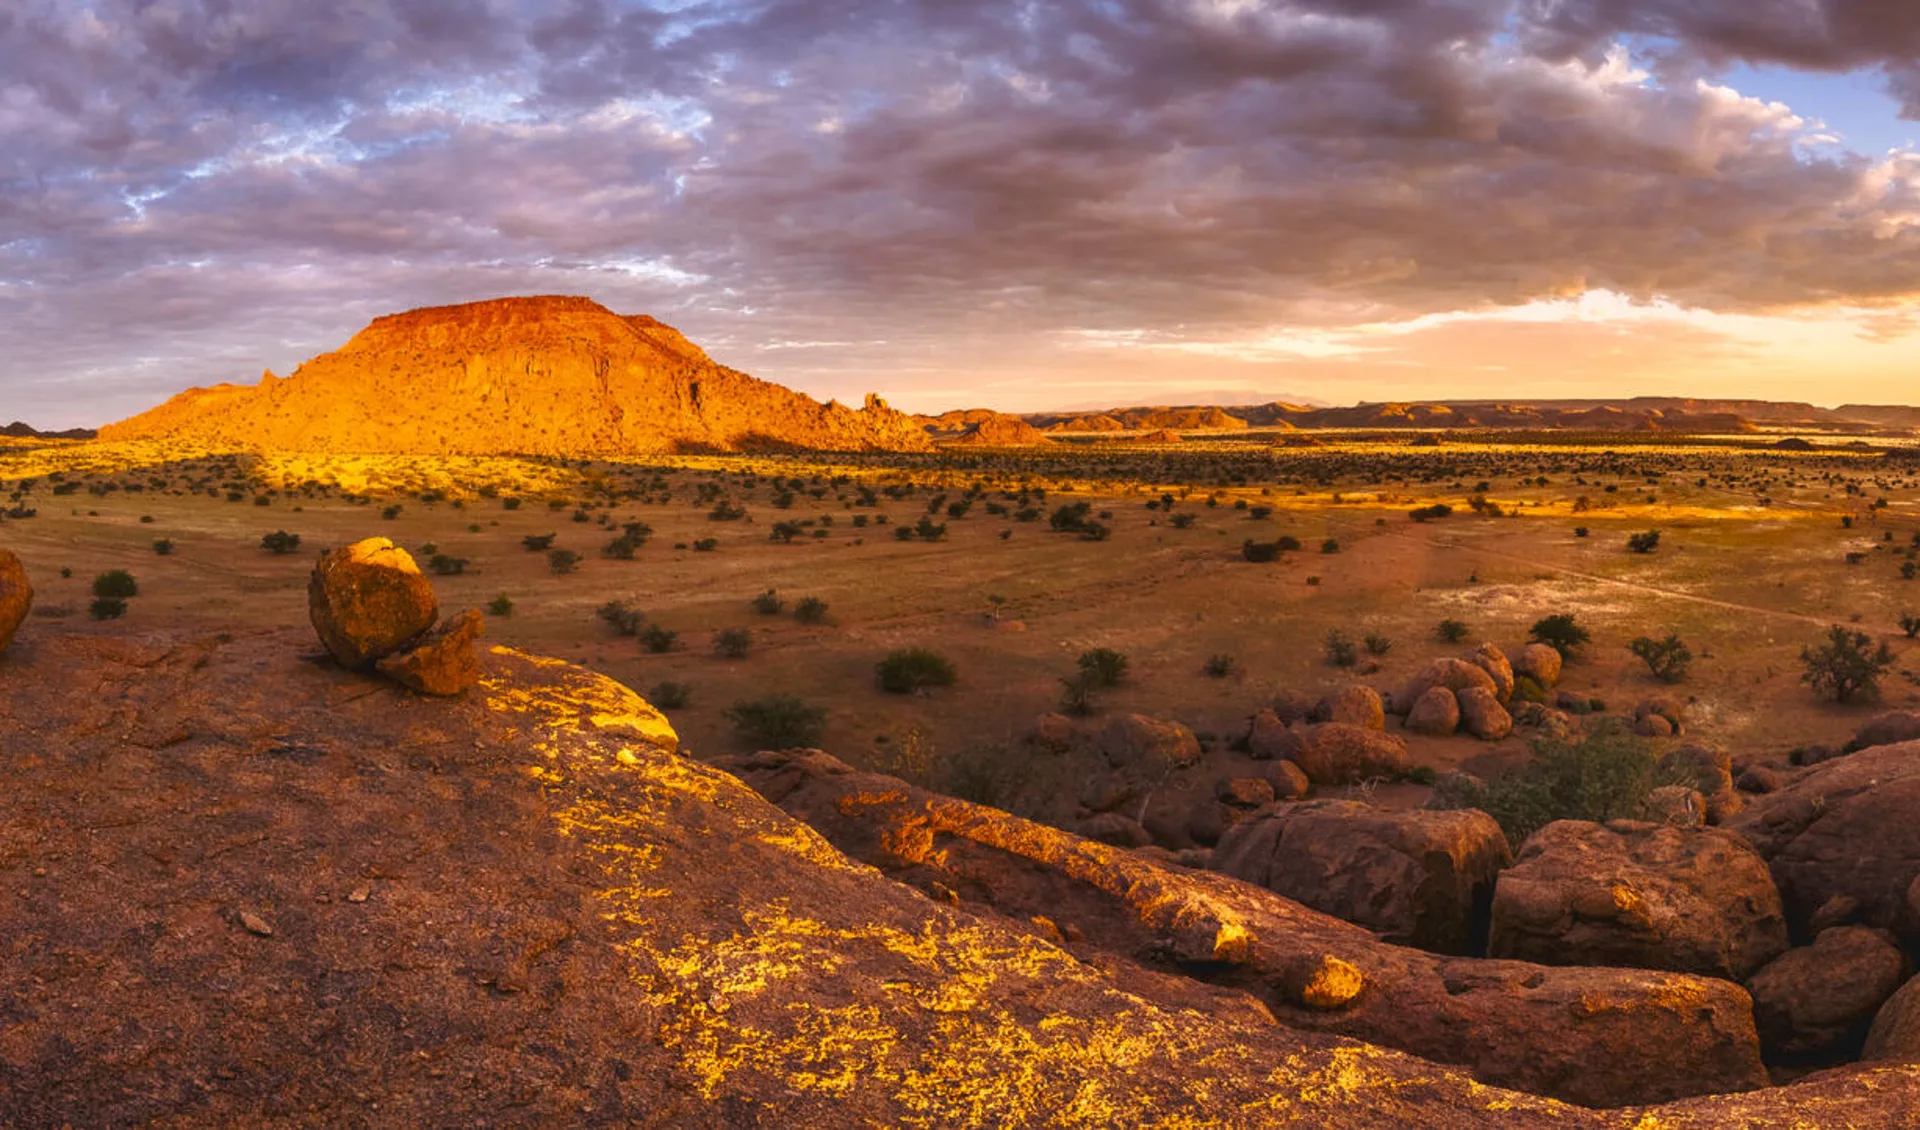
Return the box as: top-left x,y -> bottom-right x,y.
751,589 -> 785,615
794,596 -> 830,624
641,624 -> 680,653
92,570 -> 138,599
1627,530 -> 1662,554
547,548 -> 582,575
1324,630 -> 1358,668
1437,619 -> 1471,644
876,648 -> 958,694
649,681 -> 691,710
1800,625 -> 1896,703
598,600 -> 645,636
1077,648 -> 1129,688
726,694 -> 827,749
1628,633 -> 1692,683
1529,613 -> 1591,657
714,628 -> 753,659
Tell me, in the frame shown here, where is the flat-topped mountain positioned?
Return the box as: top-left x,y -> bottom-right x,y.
100,296 -> 930,455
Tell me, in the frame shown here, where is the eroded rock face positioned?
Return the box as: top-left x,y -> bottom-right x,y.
1288,723 -> 1409,784
1730,741 -> 1920,946
1396,658 -> 1496,715
1212,801 -> 1511,955
718,748 -> 1771,1108
308,537 -> 438,668
1490,820 -> 1789,980
1747,927 -> 1907,1062
0,548 -> 30,655
1405,685 -> 1461,736
1513,643 -> 1563,690
375,607 -> 483,696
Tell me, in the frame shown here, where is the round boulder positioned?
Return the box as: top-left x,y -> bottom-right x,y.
1080,811 -> 1152,848
1748,926 -> 1907,1061
1513,643 -> 1563,690
1287,723 -> 1410,785
1457,686 -> 1513,741
1246,709 -> 1302,761
308,537 -> 438,669
0,549 -> 31,656
1396,658 -> 1496,715
1867,974 -> 1920,1062
376,607 -> 483,696
1404,686 -> 1460,737
1097,714 -> 1202,770
1317,685 -> 1385,731
1267,759 -> 1311,800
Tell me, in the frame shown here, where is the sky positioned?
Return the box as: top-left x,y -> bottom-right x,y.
4,1 -> 1920,428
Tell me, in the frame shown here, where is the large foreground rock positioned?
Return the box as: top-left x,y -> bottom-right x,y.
1730,740 -> 1920,945
1867,975 -> 1920,1062
1212,801 -> 1511,954
308,537 -> 438,668
1490,820 -> 1788,980
0,547 -> 30,654
1747,927 -> 1907,1062
8,628 -> 1920,1125
374,607 -> 483,695
720,749 -> 1769,1107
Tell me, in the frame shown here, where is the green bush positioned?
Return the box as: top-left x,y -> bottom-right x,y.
1433,722 -> 1684,851
598,601 -> 645,636
725,694 -> 827,750
89,596 -> 128,620
1628,633 -> 1692,683
1364,633 -> 1392,656
487,594 -> 514,616
1077,647 -> 1129,688
1529,613 -> 1590,657
752,589 -> 784,615
649,681 -> 691,710
261,530 -> 302,555
1324,630 -> 1358,667
1800,625 -> 1895,703
641,624 -> 680,653
151,538 -> 174,556
92,570 -> 138,599
876,648 -> 957,694
1627,530 -> 1662,554
428,553 -> 468,575
1437,618 -> 1470,643
547,548 -> 582,575
522,533 -> 557,551
715,628 -> 752,659
794,596 -> 830,624
1202,653 -> 1237,679
1511,674 -> 1548,704
1058,671 -> 1099,716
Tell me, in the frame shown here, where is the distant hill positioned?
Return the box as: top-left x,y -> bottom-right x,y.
101,296 -> 931,456
2,421 -> 96,440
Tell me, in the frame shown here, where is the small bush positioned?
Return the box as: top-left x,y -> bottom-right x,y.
486,594 -> 514,616
152,538 -> 174,555
1902,612 -> 1920,639
751,589 -> 784,615
1241,540 -> 1281,563
1364,633 -> 1392,656
1170,513 -> 1197,529
1409,503 -> 1452,522
1437,619 -> 1470,644
876,648 -> 957,694
794,596 -> 830,624
1077,647 -> 1129,688
260,530 -> 302,555
1324,630 -> 1358,667
1574,527 -> 1590,538
1321,538 -> 1339,554
1627,530 -> 1662,554
692,538 -> 719,552
428,553 -> 468,576
522,533 -> 557,551
725,694 -> 827,750
1529,613 -> 1590,657
89,596 -> 127,620
649,681 -> 691,710
1628,633 -> 1692,682
92,570 -> 138,599
1058,671 -> 1099,715
546,548 -> 581,575
641,624 -> 680,653
1800,625 -> 1895,703
1432,722 -> 1682,851
598,600 -> 645,636
715,628 -> 752,659
1202,653 -> 1238,678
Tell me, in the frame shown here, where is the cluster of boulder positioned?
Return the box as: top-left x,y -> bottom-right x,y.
308,537 -> 482,695
1395,641 -> 1561,739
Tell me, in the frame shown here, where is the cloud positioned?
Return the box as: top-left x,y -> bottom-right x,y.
3,0 -> 1920,426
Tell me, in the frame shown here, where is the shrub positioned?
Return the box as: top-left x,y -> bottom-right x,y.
641,624 -> 680,653
428,553 -> 468,575
648,681 -> 691,710
1321,538 -> 1340,554
1170,512 -> 1197,529
913,516 -> 948,541
1432,722 -> 1682,851
1241,539 -> 1280,563
876,648 -> 957,694
1511,675 -> 1548,703
1364,633 -> 1392,656
89,596 -> 127,620
715,628 -> 753,658
1529,613 -> 1590,657
1574,527 -> 1590,538
1202,653 -> 1238,678
92,570 -> 138,599
598,600 -> 645,636
1077,521 -> 1111,542
794,596 -> 829,624
1628,633 -> 1692,682
486,594 -> 514,616
725,694 -> 827,750
1409,503 -> 1452,522
1049,502 -> 1094,532
152,538 -> 174,556
692,538 -> 718,552
381,505 -> 402,520
769,521 -> 805,544
1801,625 -> 1896,703
522,533 -> 557,551
547,548 -> 582,575
1324,630 -> 1358,668
1077,647 -> 1129,688
1437,618 -> 1470,643
1903,612 -> 1920,639
708,502 -> 747,521
604,522 -> 652,558
1627,530 -> 1662,554
1058,671 -> 1099,715
260,530 -> 302,555
751,589 -> 785,615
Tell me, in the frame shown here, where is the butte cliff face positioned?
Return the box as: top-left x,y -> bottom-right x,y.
100,296 -> 931,456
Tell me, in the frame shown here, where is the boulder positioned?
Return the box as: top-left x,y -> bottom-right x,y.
1186,800 -> 1249,847
1405,686 -> 1460,737
1470,643 -> 1514,702
1029,712 -> 1079,752
1866,974 -> 1920,1062
1287,723 -> 1409,785
1395,659 -> 1496,715
1271,689 -> 1316,725
1316,684 -> 1385,731
1490,820 -> 1789,980
721,747 -> 1772,1108
1634,696 -> 1686,736
1080,811 -> 1152,848
1457,686 -> 1513,741
1640,786 -> 1705,827
1078,774 -> 1135,814
374,608 -> 482,696
1730,741 -> 1920,945
1212,800 -> 1511,954
1097,714 -> 1202,770
1267,760 -> 1311,800
0,549 -> 30,655
1636,713 -> 1675,738
1736,764 -> 1785,794
307,537 -> 438,668
1854,711 -> 1920,752
1216,776 -> 1275,808
1747,927 -> 1907,1061
1245,709 -> 1301,761
1513,643 -> 1562,690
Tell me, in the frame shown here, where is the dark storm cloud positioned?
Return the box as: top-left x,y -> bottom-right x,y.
2,0 -> 1919,426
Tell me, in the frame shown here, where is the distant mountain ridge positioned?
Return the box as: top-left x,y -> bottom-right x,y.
2,421 -> 97,440
101,296 -> 931,456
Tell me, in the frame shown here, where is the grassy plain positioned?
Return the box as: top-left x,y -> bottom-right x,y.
5,432 -> 1918,825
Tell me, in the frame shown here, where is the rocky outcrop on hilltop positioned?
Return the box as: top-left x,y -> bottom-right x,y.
100,296 -> 931,456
